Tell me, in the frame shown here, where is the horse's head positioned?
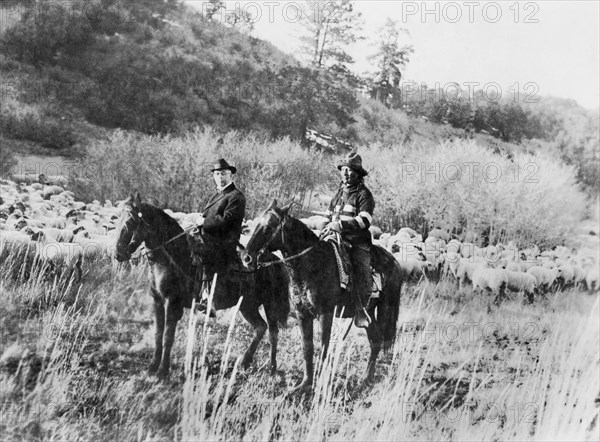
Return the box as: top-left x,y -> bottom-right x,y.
115,193 -> 149,262
241,199 -> 293,269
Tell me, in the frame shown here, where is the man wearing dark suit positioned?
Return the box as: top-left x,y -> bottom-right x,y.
194,158 -> 246,309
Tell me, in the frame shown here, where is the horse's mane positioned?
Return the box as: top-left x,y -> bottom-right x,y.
280,209 -> 320,245
140,202 -> 185,238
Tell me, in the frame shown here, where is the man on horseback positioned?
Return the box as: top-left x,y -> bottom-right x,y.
321,152 -> 374,329
193,158 -> 246,312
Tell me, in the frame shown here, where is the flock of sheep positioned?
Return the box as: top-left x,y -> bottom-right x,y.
298,214 -> 600,302
0,179 -> 119,281
1,178 -> 599,303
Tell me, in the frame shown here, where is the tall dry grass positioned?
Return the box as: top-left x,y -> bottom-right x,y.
1,240 -> 598,441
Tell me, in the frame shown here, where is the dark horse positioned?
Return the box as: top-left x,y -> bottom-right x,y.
115,194 -> 290,379
241,200 -> 403,393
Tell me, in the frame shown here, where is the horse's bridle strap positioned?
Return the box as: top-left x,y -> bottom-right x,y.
257,244 -> 316,269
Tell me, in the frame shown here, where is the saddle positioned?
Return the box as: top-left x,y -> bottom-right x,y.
188,232 -> 253,309
323,233 -> 387,299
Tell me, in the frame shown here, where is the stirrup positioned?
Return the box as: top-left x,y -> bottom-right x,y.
354,308 -> 371,328
194,298 -> 216,318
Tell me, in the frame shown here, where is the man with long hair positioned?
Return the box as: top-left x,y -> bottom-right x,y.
322,152 -> 374,328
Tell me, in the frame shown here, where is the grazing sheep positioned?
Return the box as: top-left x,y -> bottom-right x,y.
300,215 -> 328,231
398,227 -> 418,237
378,232 -> 391,248
369,225 -> 383,240
555,264 -> 576,289
472,264 -> 508,303
443,251 -> 460,275
41,185 -> 65,200
571,264 -> 588,288
460,242 -> 475,259
504,270 -> 537,302
586,267 -> 599,293
450,257 -> 485,291
393,254 -> 434,282
504,261 -> 527,272
427,228 -> 450,242
446,239 -> 462,254
527,266 -> 559,292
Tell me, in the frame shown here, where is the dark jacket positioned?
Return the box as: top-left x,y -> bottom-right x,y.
327,180 -> 375,245
201,183 -> 246,246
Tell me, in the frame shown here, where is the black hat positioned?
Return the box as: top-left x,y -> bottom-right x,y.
210,158 -> 237,174
337,152 -> 368,177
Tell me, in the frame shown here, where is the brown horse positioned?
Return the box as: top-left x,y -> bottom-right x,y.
114,194 -> 290,379
240,200 -> 403,393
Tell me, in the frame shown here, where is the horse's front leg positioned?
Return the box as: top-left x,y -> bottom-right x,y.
363,321 -> 383,384
291,312 -> 314,394
156,299 -> 183,380
148,290 -> 164,375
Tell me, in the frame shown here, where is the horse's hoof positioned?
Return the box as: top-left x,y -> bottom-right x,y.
148,361 -> 160,375
156,367 -> 170,380
240,357 -> 252,371
360,375 -> 374,387
287,380 -> 312,397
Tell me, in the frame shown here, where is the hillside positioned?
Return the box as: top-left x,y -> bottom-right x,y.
0,0 -> 598,197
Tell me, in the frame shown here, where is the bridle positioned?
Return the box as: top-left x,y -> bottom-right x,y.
118,207 -> 149,259
253,209 -> 316,269
119,207 -> 193,265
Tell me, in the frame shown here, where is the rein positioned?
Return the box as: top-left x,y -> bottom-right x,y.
255,209 -> 317,269
139,226 -> 196,258
257,244 -> 316,269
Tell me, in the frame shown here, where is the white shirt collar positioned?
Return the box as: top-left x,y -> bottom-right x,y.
216,182 -> 234,193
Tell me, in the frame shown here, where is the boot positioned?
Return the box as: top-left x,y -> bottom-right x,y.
195,280 -> 216,317
353,290 -> 371,328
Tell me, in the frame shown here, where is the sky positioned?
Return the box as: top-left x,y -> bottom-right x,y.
187,1 -> 600,110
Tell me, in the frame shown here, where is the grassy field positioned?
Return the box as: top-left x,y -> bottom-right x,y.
1,249 -> 598,441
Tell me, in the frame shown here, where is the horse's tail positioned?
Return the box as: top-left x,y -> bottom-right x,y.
375,246 -> 403,352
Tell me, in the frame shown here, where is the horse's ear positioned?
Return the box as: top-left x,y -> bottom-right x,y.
266,199 -> 278,211
134,192 -> 142,209
281,199 -> 295,214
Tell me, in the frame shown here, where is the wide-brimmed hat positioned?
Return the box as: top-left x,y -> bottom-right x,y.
337,152 -> 368,177
210,158 -> 237,174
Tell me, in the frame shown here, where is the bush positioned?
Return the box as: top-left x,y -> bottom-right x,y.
70,127 -> 588,249
0,145 -> 17,178
0,102 -> 77,149
1,3 -> 94,67
364,139 -> 587,248
69,128 -> 338,217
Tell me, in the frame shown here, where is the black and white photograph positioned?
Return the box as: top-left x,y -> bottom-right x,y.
0,0 -> 598,440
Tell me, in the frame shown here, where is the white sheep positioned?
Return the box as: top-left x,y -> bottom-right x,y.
393,254 -> 434,282
300,215 -> 328,231
427,228 -> 450,242
527,266 -> 559,292
586,266 -> 599,293
451,257 -> 486,291
504,270 -> 537,301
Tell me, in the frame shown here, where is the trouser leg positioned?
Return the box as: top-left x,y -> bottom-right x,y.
351,243 -> 372,328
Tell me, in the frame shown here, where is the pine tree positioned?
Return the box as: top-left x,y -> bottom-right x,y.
367,18 -> 413,105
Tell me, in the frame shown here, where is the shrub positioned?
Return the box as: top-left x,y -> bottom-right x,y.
69,128 -> 337,217
364,139 -> 587,248
0,101 -> 77,149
